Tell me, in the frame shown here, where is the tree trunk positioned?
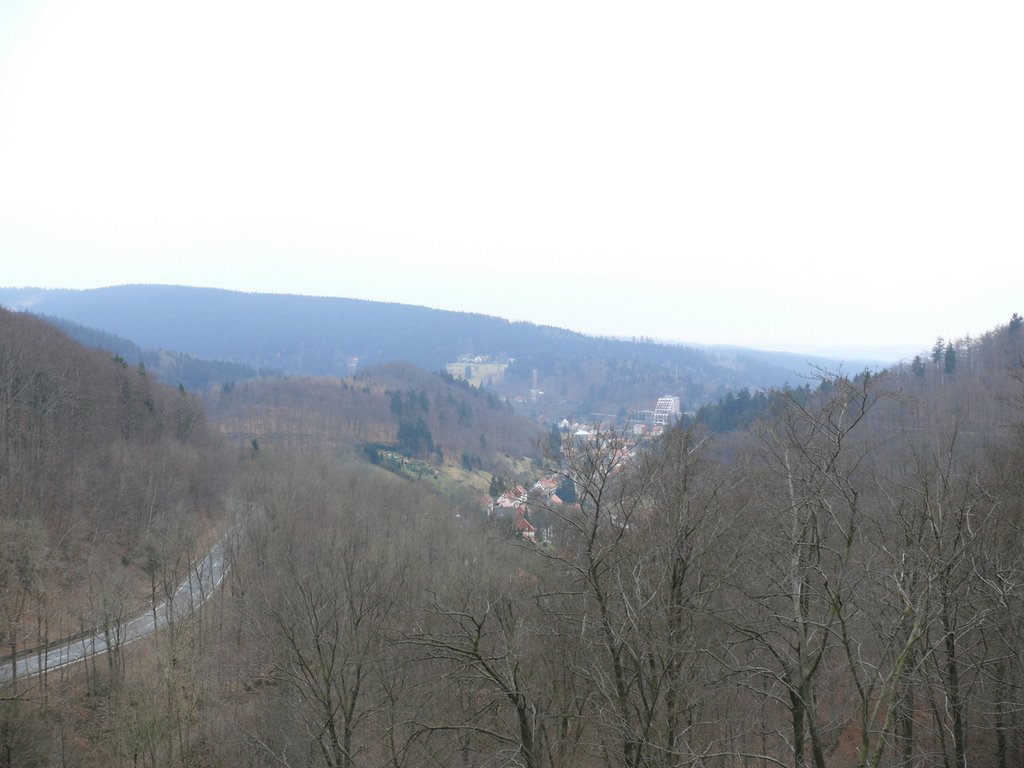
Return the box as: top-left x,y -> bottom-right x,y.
941,593 -> 967,768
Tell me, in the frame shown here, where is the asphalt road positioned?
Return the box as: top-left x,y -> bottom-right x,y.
0,532 -> 231,683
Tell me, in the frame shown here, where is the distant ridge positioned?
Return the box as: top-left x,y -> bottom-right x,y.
0,285 -> 883,411
39,313 -> 269,391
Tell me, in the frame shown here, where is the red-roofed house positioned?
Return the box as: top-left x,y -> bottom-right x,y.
513,508 -> 536,542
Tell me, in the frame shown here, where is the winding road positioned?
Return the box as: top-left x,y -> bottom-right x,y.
1,532 -> 232,684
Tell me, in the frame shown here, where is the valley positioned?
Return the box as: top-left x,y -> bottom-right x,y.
1,301 -> 1023,768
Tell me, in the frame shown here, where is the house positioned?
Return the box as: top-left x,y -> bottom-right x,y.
494,485 -> 527,507
532,478 -> 559,496
491,485 -> 529,517
512,508 -> 536,542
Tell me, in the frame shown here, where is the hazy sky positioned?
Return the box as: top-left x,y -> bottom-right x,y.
1,1 -> 1021,359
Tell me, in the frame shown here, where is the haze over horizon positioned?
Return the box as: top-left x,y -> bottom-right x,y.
2,1 -> 1020,360
0,282 -> 946,365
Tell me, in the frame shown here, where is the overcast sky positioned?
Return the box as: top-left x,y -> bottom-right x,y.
1,1 -> 1021,359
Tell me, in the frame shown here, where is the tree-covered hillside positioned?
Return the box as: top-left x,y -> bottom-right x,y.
42,315 -> 268,392
204,361 -> 541,477
0,308 -> 230,667
0,309 -> 228,530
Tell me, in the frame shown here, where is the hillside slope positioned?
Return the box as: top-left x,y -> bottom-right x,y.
42,314 -> 268,391
204,362 -> 541,477
0,308 -> 230,659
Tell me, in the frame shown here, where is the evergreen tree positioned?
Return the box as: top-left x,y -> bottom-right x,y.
397,417 -> 433,457
489,474 -> 507,497
911,355 -> 927,377
548,424 -> 562,454
556,475 -> 577,504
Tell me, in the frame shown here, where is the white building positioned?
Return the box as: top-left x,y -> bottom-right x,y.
653,396 -> 681,426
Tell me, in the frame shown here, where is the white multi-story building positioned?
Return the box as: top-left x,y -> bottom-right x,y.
653,395 -> 681,425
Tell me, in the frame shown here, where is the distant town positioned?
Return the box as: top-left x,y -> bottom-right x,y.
486,394 -> 683,546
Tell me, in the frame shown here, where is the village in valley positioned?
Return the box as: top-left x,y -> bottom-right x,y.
484,394 -> 684,546
443,353 -> 690,546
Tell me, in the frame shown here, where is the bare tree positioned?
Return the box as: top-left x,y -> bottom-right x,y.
727,374 -> 885,768
235,455 -> 412,768
502,423 -> 734,768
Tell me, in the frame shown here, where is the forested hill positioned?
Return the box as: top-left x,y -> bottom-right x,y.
0,285 -> 877,410
40,314 -> 268,392
0,307 -> 229,657
0,307 -> 228,527
204,362 -> 540,478
696,314 -> 1024,434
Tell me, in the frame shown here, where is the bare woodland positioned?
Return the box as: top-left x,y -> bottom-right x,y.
2,309 -> 1024,768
